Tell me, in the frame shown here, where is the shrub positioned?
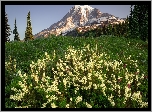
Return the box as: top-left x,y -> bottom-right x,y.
7,44 -> 148,108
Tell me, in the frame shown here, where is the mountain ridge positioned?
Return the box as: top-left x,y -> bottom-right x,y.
34,5 -> 126,39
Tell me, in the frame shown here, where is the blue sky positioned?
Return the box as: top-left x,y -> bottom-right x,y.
5,5 -> 131,41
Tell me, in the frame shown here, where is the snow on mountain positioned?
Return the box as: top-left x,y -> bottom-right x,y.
34,5 -> 126,39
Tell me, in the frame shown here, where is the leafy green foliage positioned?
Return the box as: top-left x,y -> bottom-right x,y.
5,35 -> 148,108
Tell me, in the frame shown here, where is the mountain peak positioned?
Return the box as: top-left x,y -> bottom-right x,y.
34,5 -> 126,38
81,5 -> 94,10
74,5 -> 80,9
73,5 -> 94,10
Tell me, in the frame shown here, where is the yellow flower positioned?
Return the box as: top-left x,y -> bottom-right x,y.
93,84 -> 97,89
66,104 -> 70,108
45,52 -> 48,56
86,102 -> 92,108
75,96 -> 82,104
51,102 -> 58,108
70,98 -> 72,101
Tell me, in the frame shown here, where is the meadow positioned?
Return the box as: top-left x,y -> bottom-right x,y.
5,35 -> 148,108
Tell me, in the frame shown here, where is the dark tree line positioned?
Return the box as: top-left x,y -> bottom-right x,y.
5,11 -> 34,42
76,17 -> 129,38
101,16 -> 129,37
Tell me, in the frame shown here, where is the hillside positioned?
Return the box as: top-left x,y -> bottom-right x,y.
5,35 -> 148,108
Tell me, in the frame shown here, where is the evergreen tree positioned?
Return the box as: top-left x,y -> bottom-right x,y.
123,16 -> 130,37
128,5 -> 135,38
128,5 -> 148,41
5,12 -> 11,42
102,25 -> 107,35
13,18 -> 20,41
112,24 -> 116,36
106,25 -> 110,35
96,27 -> 102,37
119,21 -> 127,37
131,5 -> 140,38
108,24 -> 113,35
114,24 -> 119,37
118,23 -> 122,37
24,11 -> 34,41
137,5 -> 148,41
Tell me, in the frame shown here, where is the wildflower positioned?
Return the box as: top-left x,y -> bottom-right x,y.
111,101 -> 115,107
127,84 -> 131,88
144,75 -> 148,79
75,96 -> 82,104
74,89 -> 77,94
86,102 -> 92,108
46,95 -> 49,98
128,55 -> 131,59
51,102 -> 58,108
15,106 -> 29,108
88,73 -> 92,80
140,102 -> 148,108
63,78 -> 67,88
136,69 -> 140,73
66,104 -> 70,108
93,84 -> 97,89
50,95 -> 58,101
66,67 -> 70,71
123,64 -> 126,68
135,72 -> 139,75
42,103 -> 47,108
80,76 -> 87,84
70,98 -> 72,102
107,94 -> 115,106
118,78 -> 122,83
107,80 -> 112,84
137,82 -> 141,87
140,74 -> 145,79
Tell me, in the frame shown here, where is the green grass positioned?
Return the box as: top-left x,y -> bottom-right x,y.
5,35 -> 148,108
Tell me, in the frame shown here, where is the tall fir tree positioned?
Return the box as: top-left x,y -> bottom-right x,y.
118,22 -> 123,37
112,24 -> 116,36
129,5 -> 134,38
123,16 -> 130,37
115,24 -> 120,37
137,5 -> 148,41
13,18 -> 20,41
108,24 -> 113,35
24,11 -> 34,41
102,25 -> 107,35
5,12 -> 11,42
129,5 -> 148,41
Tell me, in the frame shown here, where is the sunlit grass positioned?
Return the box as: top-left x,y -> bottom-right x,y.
5,35 -> 148,108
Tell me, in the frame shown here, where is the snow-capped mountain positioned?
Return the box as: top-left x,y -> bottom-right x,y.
34,5 -> 126,38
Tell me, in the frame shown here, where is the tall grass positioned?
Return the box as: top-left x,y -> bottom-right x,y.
5,35 -> 148,108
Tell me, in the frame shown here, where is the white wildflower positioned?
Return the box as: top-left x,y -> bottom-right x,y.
51,102 -> 58,108
86,102 -> 92,108
66,104 -> 70,108
75,96 -> 82,104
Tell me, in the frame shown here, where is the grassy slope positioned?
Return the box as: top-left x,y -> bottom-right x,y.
5,35 -> 148,108
5,35 -> 148,76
